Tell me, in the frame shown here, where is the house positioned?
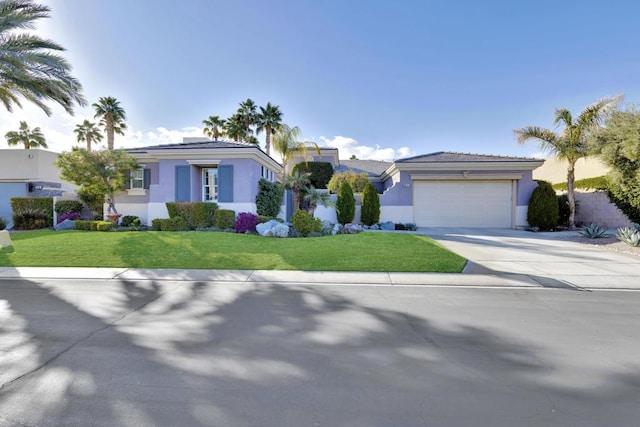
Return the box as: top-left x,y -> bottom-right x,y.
0,149 -> 74,226
117,139 -> 281,224
117,140 -> 544,228
296,150 -> 544,228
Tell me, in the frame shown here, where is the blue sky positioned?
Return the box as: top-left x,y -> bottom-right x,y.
3,0 -> 640,161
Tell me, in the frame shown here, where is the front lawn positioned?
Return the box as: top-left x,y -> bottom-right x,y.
0,230 -> 466,272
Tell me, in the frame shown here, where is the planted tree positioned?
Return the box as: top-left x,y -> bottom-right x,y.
283,170 -> 311,213
5,121 -> 46,149
256,178 -> 284,217
527,181 -> 559,230
336,182 -> 355,224
256,102 -> 283,155
74,119 -> 103,151
93,96 -> 127,150
202,115 -> 225,140
223,113 -> 247,142
361,182 -> 380,226
56,148 -> 138,215
515,95 -> 621,229
0,0 -> 86,116
272,124 -> 320,175
237,98 -> 257,143
302,187 -> 335,216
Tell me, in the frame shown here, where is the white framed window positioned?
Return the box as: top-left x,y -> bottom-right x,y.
130,168 -> 144,189
202,168 -> 218,201
261,166 -> 275,182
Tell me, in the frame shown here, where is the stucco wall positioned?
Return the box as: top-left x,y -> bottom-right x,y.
0,182 -> 26,224
533,156 -> 608,184
571,191 -> 632,229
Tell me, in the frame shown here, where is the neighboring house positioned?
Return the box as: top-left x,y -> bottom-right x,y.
297,151 -> 544,228
0,149 -> 74,226
117,139 -> 281,224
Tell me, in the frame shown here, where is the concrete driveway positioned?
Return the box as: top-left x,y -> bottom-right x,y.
422,228 -> 640,290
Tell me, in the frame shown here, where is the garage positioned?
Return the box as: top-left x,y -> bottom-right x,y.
413,180 -> 514,227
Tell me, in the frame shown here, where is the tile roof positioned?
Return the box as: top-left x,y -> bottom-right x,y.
126,140 -> 258,152
397,151 -> 541,163
335,159 -> 392,177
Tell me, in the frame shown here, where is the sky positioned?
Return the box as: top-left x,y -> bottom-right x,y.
2,0 -> 640,162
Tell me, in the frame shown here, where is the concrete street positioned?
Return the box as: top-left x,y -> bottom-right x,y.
0,277 -> 639,427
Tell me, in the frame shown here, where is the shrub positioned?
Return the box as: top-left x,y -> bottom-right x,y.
580,224 -> 608,238
57,212 -> 81,223
527,181 -> 559,230
12,209 -> 49,230
327,171 -> 370,193
77,187 -> 105,217
292,162 -> 334,189
95,221 -> 113,232
75,220 -> 91,230
0,217 -> 5,230
214,209 -> 236,229
256,179 -> 284,217
292,210 -> 322,236
54,200 -> 84,215
121,215 -> 141,227
235,212 -> 258,233
11,197 -> 53,228
166,202 -> 217,229
617,227 -> 640,247
336,182 -> 355,224
552,176 -> 609,191
607,184 -> 640,224
395,223 -> 406,230
257,215 -> 274,224
361,183 -> 380,226
151,218 -> 164,231
154,217 -> 190,231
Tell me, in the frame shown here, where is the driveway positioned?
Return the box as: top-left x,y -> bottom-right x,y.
422,228 -> 640,290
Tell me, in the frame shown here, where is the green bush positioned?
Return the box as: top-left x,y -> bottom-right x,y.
256,179 -> 284,217
166,202 -> 217,229
162,217 -> 189,231
151,218 -> 164,231
95,221 -> 113,232
336,182 -> 356,224
552,176 -> 609,191
257,215 -> 273,224
121,215 -> 141,227
54,200 -> 84,215
75,220 -> 92,230
361,183 -> 380,226
292,162 -> 334,189
556,195 -> 580,228
213,209 -> 236,229
77,187 -> 105,217
11,197 -> 53,228
527,181 -> 559,230
607,183 -> 640,224
327,171 -> 370,193
0,217 -> 5,230
291,209 -> 322,236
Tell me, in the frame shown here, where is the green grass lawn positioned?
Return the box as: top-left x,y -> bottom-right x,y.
0,230 -> 466,272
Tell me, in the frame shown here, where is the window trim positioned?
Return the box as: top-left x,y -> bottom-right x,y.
202,167 -> 218,202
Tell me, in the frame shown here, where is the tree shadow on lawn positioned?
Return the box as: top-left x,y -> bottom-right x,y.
0,279 -> 639,425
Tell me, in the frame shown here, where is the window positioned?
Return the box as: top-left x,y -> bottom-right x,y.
202,168 -> 218,201
261,166 -> 274,182
130,168 -> 144,189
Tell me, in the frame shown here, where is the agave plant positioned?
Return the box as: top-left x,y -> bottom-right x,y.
616,227 -> 640,247
631,223 -> 640,233
579,224 -> 608,239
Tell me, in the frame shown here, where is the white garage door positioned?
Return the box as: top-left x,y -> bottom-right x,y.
413,181 -> 513,227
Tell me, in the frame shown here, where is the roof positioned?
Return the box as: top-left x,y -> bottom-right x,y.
335,159 -> 392,177
126,140 -> 258,153
396,151 -> 541,163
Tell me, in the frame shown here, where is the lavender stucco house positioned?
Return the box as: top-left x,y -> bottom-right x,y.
115,140 -> 543,228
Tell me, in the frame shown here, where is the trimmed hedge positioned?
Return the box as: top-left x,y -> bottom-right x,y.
327,171 -> 370,194
151,217 -> 190,231
527,181 -> 559,230
213,209 -> 236,229
336,182 -> 356,224
361,183 -> 380,226
552,176 -> 609,191
121,215 -> 141,227
54,200 -> 84,215
166,202 -> 217,229
292,162 -> 334,189
11,197 -> 53,229
256,179 -> 284,217
75,220 -> 113,231
292,209 -> 322,236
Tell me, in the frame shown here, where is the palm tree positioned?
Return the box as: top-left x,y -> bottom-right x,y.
93,96 -> 127,150
303,187 -> 335,216
0,0 -> 86,116
5,120 -> 46,149
272,124 -> 320,175
515,95 -> 621,229
223,113 -> 247,142
74,119 -> 103,151
256,102 -> 283,155
237,98 -> 257,143
202,115 -> 225,140
283,170 -> 311,213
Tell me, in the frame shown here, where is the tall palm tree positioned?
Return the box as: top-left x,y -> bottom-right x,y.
74,119 -> 103,151
93,96 -> 127,150
256,102 -> 283,155
223,113 -> 247,142
202,115 -> 225,140
0,0 -> 86,116
5,120 -> 46,149
272,124 -> 320,175
237,98 -> 257,143
515,95 -> 621,229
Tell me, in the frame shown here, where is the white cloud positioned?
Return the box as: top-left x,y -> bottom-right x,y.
318,136 -> 415,162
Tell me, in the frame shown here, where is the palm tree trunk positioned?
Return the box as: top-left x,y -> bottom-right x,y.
86,134 -> 92,151
107,120 -> 114,150
567,161 -> 576,230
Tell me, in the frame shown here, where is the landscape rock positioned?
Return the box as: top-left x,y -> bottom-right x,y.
380,221 -> 395,231
55,219 -> 76,231
256,220 -> 280,236
0,230 -> 11,248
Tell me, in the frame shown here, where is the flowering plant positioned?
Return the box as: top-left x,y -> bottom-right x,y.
57,212 -> 81,223
234,212 -> 258,233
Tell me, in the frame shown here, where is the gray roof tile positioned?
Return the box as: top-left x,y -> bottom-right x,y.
397,151 -> 540,162
335,159 -> 392,177
126,140 -> 259,153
